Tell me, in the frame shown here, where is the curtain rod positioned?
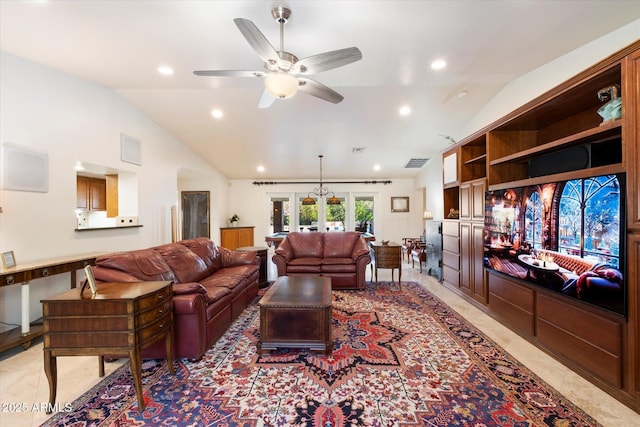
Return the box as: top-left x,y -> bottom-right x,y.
252,180 -> 392,186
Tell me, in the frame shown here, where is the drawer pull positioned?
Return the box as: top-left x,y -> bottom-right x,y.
157,294 -> 164,300
6,275 -> 14,285
42,268 -> 49,277
158,309 -> 164,315
158,324 -> 164,329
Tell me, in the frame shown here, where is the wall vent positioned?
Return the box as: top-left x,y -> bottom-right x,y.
352,147 -> 366,154
404,158 -> 430,168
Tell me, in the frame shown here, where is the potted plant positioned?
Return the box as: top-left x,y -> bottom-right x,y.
229,213 -> 239,227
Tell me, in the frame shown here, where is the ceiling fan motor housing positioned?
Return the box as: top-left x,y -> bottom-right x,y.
271,6 -> 291,23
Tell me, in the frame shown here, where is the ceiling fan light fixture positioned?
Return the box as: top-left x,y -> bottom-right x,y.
265,73 -> 299,99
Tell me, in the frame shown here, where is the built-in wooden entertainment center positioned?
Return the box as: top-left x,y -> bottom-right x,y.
441,41 -> 640,411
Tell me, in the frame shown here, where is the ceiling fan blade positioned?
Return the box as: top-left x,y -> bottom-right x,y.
294,47 -> 362,75
233,18 -> 280,64
193,70 -> 265,77
258,89 -> 277,109
298,77 -> 344,104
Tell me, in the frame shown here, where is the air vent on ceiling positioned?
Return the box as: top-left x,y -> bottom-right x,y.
352,147 -> 366,154
404,158 -> 430,168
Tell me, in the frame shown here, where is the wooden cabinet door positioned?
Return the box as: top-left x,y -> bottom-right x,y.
459,222 -> 472,294
471,179 -> 486,221
220,229 -> 239,250
76,177 -> 89,209
238,227 -> 254,247
459,184 -> 471,220
471,222 -> 487,303
89,178 -> 106,211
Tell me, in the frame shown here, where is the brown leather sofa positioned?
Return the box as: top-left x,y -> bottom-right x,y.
272,232 -> 371,289
91,237 -> 259,361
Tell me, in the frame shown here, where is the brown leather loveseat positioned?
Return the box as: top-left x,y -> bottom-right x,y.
272,231 -> 371,289
91,237 -> 259,361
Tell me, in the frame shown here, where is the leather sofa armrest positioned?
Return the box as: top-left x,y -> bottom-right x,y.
274,237 -> 294,261
172,282 -> 207,295
172,292 -> 207,315
272,253 -> 287,277
92,265 -> 141,283
218,246 -> 260,267
351,238 -> 371,261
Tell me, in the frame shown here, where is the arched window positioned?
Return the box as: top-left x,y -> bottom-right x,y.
525,191 -> 543,249
558,175 -> 620,267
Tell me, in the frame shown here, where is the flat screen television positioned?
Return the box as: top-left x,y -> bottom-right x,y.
484,173 -> 625,315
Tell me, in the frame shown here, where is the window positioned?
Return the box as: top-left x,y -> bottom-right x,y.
325,196 -> 346,232
355,196 -> 374,233
298,195 -> 318,231
269,196 -> 290,233
525,191 -> 543,249
558,175 -> 620,266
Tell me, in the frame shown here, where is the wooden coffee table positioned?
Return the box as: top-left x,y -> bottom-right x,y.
258,276 -> 332,354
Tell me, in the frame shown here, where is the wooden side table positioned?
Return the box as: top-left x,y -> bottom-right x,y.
370,242 -> 402,289
41,281 -> 174,412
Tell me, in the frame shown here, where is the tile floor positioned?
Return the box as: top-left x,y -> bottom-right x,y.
1,254 -> 639,426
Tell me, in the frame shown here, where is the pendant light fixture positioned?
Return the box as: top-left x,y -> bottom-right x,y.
301,155 -> 341,206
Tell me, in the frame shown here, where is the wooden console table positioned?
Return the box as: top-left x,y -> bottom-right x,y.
0,252 -> 105,353
41,281 -> 174,412
370,242 -> 402,289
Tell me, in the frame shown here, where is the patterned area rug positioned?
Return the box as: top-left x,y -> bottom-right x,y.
41,282 -> 600,426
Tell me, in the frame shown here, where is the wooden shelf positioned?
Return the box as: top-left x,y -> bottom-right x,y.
464,153 -> 487,165
0,321 -> 43,353
489,120 -> 622,166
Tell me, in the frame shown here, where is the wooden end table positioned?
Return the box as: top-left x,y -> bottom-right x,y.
370,242 -> 402,290
41,281 -> 175,412
258,276 -> 332,354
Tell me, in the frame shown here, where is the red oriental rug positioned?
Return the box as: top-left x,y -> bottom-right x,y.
40,282 -> 600,426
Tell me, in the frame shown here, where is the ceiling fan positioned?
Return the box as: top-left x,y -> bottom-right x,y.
193,6 -> 362,108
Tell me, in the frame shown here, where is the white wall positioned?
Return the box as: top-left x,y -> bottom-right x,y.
228,178 -> 424,245
0,52 -> 228,325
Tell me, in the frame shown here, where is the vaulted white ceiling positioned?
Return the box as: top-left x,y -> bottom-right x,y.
1,1 -> 638,180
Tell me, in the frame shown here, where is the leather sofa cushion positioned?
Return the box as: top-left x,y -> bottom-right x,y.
322,263 -> 356,273
179,237 -> 219,275
289,257 -> 322,266
95,249 -> 176,282
154,243 -> 209,284
200,270 -> 247,290
202,284 -> 232,305
287,264 -> 322,273
323,232 -> 359,258
287,232 -> 323,258
322,257 -> 354,265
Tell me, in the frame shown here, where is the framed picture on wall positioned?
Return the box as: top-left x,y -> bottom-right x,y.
181,191 -> 210,239
391,197 -> 409,212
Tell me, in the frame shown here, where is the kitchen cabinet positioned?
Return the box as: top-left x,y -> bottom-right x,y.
77,176 -> 106,211
220,226 -> 255,250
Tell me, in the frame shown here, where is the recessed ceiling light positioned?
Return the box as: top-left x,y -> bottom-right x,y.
373,164 -> 381,171
211,109 -> 224,119
431,59 -> 447,70
257,165 -> 265,172
157,66 -> 174,76
399,105 -> 412,116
